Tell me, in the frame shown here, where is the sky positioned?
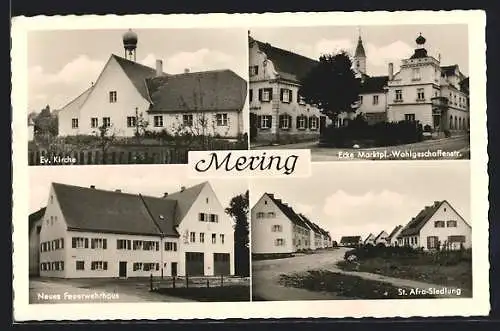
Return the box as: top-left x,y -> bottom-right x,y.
29,165 -> 248,215
249,161 -> 471,243
28,28 -> 248,112
250,24 -> 469,77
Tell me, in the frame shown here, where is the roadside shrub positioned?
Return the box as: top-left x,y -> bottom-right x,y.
444,129 -> 451,138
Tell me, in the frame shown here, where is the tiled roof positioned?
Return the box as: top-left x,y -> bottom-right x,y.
364,233 -> 375,243
139,195 -> 179,237
252,38 -> 319,83
29,207 -> 46,233
58,86 -> 93,115
112,54 -> 166,101
374,230 -> 388,242
360,76 -> 388,94
387,225 -> 403,241
163,182 -> 208,225
146,70 -> 247,112
340,236 -> 361,243
298,214 -> 321,235
441,65 -> 458,76
266,193 -> 309,229
398,201 -> 445,237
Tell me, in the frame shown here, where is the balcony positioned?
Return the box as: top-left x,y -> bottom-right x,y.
431,96 -> 449,108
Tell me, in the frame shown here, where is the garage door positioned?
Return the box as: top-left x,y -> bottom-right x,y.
185,252 -> 204,276
213,253 -> 230,276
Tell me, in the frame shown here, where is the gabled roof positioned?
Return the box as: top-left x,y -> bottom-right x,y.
374,230 -> 388,242
112,54 -> 166,101
340,236 -> 362,243
139,195 -> 179,237
251,38 -> 319,83
53,183 -> 165,236
265,193 -> 309,229
29,207 -> 46,233
298,214 -> 321,235
58,86 -> 93,115
387,225 -> 403,241
360,76 -> 389,94
146,70 -> 247,112
399,200 -> 445,237
364,233 -> 375,243
163,182 -> 208,225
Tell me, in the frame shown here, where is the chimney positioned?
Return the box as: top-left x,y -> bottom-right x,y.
163,192 -> 169,198
388,62 -> 394,80
434,201 -> 441,206
90,185 -> 95,189
156,59 -> 163,77
115,189 -> 122,193
180,186 -> 186,192
184,68 -> 190,74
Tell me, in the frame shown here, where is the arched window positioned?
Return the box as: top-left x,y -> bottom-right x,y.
458,118 -> 462,130
449,116 -> 453,129
454,116 -> 458,130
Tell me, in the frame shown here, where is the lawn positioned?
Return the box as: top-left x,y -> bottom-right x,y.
155,285 -> 251,302
339,247 -> 472,292
278,270 -> 435,299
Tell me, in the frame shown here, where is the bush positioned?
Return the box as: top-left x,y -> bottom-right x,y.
444,129 -> 451,138
344,245 -> 422,261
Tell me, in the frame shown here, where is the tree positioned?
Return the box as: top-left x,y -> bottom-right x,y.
93,124 -> 117,164
225,190 -> 250,277
134,109 -> 149,143
299,51 -> 361,121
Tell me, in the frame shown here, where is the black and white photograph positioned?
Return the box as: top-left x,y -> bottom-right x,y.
27,28 -> 249,166
250,161 -> 472,301
28,165 -> 250,303
248,25 -> 471,161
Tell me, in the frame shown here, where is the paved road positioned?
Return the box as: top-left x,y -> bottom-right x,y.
252,135 -> 470,162
252,248 -> 470,301
29,278 -> 194,304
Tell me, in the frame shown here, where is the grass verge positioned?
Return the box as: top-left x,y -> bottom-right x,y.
155,285 -> 250,302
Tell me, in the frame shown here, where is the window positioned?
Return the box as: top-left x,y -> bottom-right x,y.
395,90 -> 403,101
281,89 -> 292,103
212,233 -> 216,244
220,234 -> 225,244
210,214 -> 219,223
359,95 -> 363,104
183,114 -> 193,127
404,114 -> 416,122
72,237 -> 88,249
206,198 -> 209,204
76,261 -> 85,270
117,239 -> 131,250
446,220 -> 457,227
260,115 -> 272,129
127,116 -> 136,128
199,213 -> 208,222
259,88 -> 273,102
275,238 -> 285,246
165,242 -> 177,251
249,89 -> 253,102
91,261 -> 108,271
297,116 -> 307,130
154,115 -> 163,127
256,212 -> 265,218
109,91 -> 117,103
434,221 -> 445,228
133,240 -> 143,250
267,212 -> 276,218
298,93 -> 306,105
90,238 -> 107,249
272,224 -> 282,232
91,117 -> 98,128
427,236 -> 439,249
50,195 -> 53,204
71,118 -> 79,129
133,263 -> 143,271
373,95 -> 379,105
412,68 -> 421,80
249,65 -> 258,76
200,233 -> 205,243
190,232 -> 196,243
216,113 -> 228,126
103,117 -> 111,128
309,116 -> 319,130
279,114 -> 291,129
417,88 -> 425,100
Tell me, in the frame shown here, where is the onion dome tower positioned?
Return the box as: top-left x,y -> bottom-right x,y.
123,29 -> 138,61
354,32 -> 367,75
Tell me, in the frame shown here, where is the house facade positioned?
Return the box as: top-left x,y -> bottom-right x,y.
338,33 -> 470,134
340,236 -> 363,247
397,200 -> 471,251
29,208 -> 46,276
58,30 -> 246,139
248,35 -> 331,143
387,225 -> 403,246
364,233 -> 376,246
298,214 -> 330,250
34,181 -> 235,278
374,230 -> 389,246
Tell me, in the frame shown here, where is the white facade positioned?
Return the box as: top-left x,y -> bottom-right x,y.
251,194 -> 295,254
398,201 -> 472,251
364,233 -> 376,246
37,182 -> 235,278
388,226 -> 403,246
374,231 -> 389,246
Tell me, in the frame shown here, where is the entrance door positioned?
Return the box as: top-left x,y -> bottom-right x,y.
171,262 -> 178,277
119,261 -> 127,278
213,253 -> 230,275
185,252 -> 204,276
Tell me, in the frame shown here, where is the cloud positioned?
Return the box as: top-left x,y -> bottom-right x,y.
365,41 -> 413,67
295,203 -> 314,216
292,39 -> 354,60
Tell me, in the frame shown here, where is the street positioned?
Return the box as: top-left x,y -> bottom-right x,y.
29,277 -> 195,304
252,135 -> 470,162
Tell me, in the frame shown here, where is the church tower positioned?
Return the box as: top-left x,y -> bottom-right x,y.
354,33 -> 367,75
122,29 -> 138,61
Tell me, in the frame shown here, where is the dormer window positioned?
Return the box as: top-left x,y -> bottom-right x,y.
109,91 -> 117,103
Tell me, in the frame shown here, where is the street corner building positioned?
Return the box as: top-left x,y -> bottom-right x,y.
57,29 -> 247,139
251,193 -> 332,255
28,181 -> 236,278
396,200 -> 472,251
248,34 -> 331,144
342,33 -> 470,134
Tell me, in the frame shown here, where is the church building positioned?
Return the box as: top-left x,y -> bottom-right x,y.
58,30 -> 247,139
